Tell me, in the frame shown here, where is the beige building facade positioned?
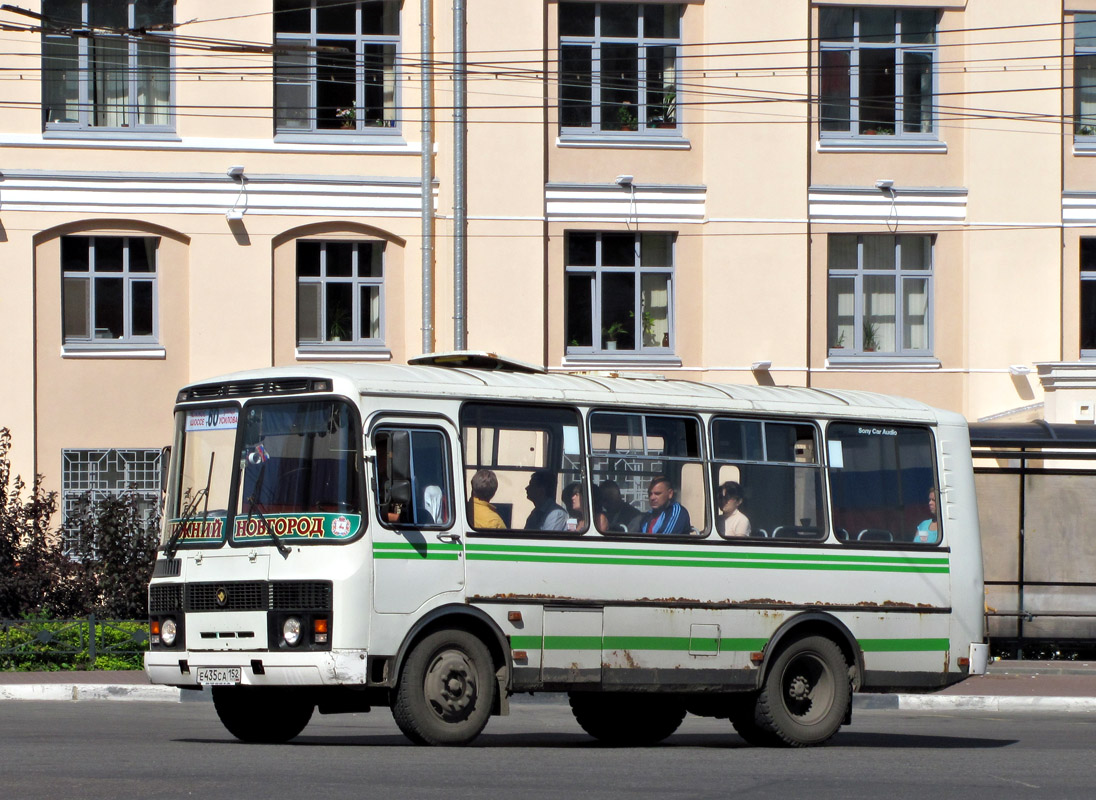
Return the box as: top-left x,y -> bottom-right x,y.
1,0 -> 1095,510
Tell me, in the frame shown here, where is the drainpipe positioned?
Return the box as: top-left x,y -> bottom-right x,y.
421,0 -> 434,354
453,0 -> 467,349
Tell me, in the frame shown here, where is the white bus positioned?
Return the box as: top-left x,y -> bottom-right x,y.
145,353 -> 987,747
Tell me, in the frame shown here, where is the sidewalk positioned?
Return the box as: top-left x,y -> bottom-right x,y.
0,660 -> 1094,710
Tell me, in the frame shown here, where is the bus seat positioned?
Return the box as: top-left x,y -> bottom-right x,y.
857,529 -> 893,542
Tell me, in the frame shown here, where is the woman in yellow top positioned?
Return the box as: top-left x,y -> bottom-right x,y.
470,468 -> 506,529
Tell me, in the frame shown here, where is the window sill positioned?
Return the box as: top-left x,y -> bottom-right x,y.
1074,139 -> 1096,156
816,137 -> 947,154
825,354 -> 940,370
296,347 -> 392,362
557,133 -> 691,150
62,344 -> 166,359
44,129 -> 180,142
275,131 -> 404,146
561,353 -> 682,370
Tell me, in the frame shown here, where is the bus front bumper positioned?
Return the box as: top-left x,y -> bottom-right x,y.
145,649 -> 370,688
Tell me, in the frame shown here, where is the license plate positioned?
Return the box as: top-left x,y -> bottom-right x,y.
196,667 -> 241,686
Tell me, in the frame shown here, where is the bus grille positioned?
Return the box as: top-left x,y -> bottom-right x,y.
187,582 -> 266,612
149,584 -> 183,614
272,582 -> 332,611
169,581 -> 333,612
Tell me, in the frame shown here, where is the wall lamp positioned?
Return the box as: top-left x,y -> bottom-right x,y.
1008,364 -> 1032,376
615,174 -> 634,186
750,360 -> 772,372
226,165 -> 247,220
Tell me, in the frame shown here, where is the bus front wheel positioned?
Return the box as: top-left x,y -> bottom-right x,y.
392,629 -> 496,746
211,687 -> 314,743
756,635 -> 850,747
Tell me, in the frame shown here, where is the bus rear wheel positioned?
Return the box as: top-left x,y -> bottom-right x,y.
392,629 -> 496,746
212,687 -> 314,743
569,693 -> 686,746
756,635 -> 850,747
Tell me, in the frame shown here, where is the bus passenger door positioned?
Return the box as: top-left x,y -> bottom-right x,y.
371,421 -> 465,614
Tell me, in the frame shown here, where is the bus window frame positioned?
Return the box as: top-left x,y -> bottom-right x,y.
226,395 -> 368,548
458,400 -> 589,538
824,419 -> 942,548
370,421 -> 457,532
587,407 -> 709,539
708,415 -> 826,544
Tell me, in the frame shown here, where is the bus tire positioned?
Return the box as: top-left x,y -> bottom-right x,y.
212,687 -> 314,743
392,629 -> 496,746
569,693 -> 686,745
756,635 -> 850,747
726,693 -> 785,747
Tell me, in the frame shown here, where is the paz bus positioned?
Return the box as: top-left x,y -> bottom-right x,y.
145,352 -> 987,747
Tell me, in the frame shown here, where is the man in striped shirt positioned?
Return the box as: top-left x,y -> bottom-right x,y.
632,475 -> 691,535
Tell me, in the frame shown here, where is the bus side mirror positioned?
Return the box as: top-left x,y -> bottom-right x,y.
159,445 -> 171,514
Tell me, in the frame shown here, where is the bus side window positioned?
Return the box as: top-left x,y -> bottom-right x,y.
374,428 -> 453,529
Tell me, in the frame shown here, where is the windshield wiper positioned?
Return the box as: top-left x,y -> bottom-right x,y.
245,459 -> 290,559
164,453 -> 214,561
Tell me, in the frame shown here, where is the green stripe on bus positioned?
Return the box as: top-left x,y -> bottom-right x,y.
512,636 -> 943,653
466,552 -> 948,573
859,638 -> 951,652
466,542 -> 948,567
373,542 -> 462,552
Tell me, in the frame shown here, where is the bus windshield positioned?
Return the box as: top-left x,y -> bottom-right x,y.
236,400 -> 361,515
163,406 -> 239,546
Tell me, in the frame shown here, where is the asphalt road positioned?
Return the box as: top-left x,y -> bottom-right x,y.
3,700 -> 1094,799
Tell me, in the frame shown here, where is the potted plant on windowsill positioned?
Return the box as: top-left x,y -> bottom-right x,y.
336,107 -> 357,129
615,104 -> 638,132
328,307 -> 352,342
831,330 -> 846,351
862,320 -> 879,353
603,321 -> 628,351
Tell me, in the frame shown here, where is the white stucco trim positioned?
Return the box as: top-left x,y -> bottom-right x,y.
546,183 -> 706,223
809,185 -> 968,225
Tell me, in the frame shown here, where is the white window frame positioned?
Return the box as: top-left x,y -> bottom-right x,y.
274,0 -> 401,138
1075,14 -> 1096,138
296,240 -> 386,351
565,231 -> 675,358
41,0 -> 174,135
61,235 -> 160,348
558,2 -> 682,137
819,6 -> 938,141
827,234 -> 934,359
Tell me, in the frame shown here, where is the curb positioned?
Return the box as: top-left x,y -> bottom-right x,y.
894,694 -> 1096,713
0,684 -> 210,703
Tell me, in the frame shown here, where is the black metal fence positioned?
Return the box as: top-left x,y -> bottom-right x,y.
0,616 -> 148,670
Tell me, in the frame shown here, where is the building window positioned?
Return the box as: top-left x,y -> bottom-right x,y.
61,448 -> 162,555
565,232 -> 674,356
62,236 -> 159,345
559,2 -> 681,134
1076,15 -> 1096,136
275,0 -> 399,133
297,240 -> 385,347
42,0 -> 172,131
819,7 -> 937,138
1081,239 -> 1096,355
828,234 -> 933,357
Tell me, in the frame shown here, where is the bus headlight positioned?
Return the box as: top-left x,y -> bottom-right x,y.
161,618 -> 178,648
282,617 -> 302,647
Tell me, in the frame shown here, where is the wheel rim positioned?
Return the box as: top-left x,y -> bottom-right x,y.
423,648 -> 479,723
779,651 -> 834,726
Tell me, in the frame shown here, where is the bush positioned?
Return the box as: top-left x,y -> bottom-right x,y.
0,617 -> 148,671
0,427 -> 160,624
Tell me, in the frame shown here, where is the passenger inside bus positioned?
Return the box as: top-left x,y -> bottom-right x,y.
715,480 -> 751,538
469,469 -> 506,530
598,480 -> 642,532
914,488 -> 940,544
631,475 -> 692,535
523,470 -> 567,531
562,481 -> 609,532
